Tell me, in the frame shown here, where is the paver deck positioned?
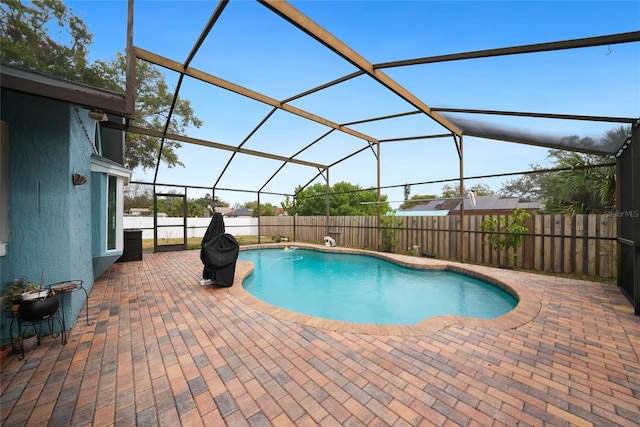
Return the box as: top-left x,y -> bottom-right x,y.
1,245 -> 639,426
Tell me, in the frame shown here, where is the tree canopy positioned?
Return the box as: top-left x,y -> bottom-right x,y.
537,150 -> 616,214
498,127 -> 624,214
239,201 -> 278,217
1,0 -> 95,82
0,0 -> 202,171
293,181 -> 391,216
95,54 -> 203,170
123,185 -> 229,217
398,194 -> 437,210
441,182 -> 494,198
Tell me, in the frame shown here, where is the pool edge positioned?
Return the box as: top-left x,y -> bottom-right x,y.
228,243 -> 542,336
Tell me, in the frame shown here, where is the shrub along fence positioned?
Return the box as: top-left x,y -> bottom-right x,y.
259,214 -> 617,279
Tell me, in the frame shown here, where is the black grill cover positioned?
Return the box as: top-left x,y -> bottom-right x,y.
200,212 -> 239,287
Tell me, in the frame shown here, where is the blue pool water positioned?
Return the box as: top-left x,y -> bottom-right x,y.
239,248 -> 517,325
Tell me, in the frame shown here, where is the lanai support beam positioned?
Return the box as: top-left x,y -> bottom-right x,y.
256,129 -> 336,195
150,1 -> 229,185
377,138 -> 382,251
375,31 -> 640,68
258,0 -> 462,137
214,107 -> 279,189
184,0 -> 229,66
104,122 -> 327,169
379,134 -> 452,144
431,107 -> 637,125
133,47 -> 378,145
281,71 -> 364,104
325,168 -> 330,237
617,121 -> 640,314
456,134 -> 466,263
341,111 -> 421,126
257,192 -> 261,243
634,123 -> 640,315
125,0 -> 135,117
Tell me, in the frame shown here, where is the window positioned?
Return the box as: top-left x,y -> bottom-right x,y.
107,175 -> 117,250
93,120 -> 102,155
0,121 -> 8,256
91,155 -> 131,254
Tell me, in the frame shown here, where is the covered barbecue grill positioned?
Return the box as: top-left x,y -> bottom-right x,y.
200,212 -> 240,287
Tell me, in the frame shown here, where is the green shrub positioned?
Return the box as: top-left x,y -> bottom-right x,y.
480,208 -> 530,267
380,212 -> 403,253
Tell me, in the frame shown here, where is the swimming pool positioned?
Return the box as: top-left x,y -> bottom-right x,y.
239,248 -> 517,325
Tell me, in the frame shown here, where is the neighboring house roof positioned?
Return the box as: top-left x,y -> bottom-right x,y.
397,195 -> 541,216
1,63 -> 127,116
127,208 -> 149,216
215,207 -> 234,215
452,195 -> 541,212
393,210 -> 450,217
230,208 -> 254,217
404,199 -> 460,212
213,207 -> 254,217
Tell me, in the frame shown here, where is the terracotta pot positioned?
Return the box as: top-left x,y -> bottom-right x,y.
0,344 -> 10,367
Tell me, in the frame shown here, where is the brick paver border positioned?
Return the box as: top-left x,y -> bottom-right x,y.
232,243 -> 542,336
1,243 -> 638,426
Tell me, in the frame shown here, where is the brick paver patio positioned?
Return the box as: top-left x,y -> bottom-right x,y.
1,245 -> 639,426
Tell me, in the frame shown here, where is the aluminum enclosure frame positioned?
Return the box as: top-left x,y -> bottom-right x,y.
118,0 -> 639,312
617,122 -> 640,314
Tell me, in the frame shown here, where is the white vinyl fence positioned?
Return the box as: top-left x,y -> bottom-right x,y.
123,216 -> 259,240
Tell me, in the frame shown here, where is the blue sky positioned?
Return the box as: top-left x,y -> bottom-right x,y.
66,0 -> 640,207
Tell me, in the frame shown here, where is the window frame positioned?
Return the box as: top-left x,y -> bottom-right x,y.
0,121 -> 9,256
90,155 -> 130,254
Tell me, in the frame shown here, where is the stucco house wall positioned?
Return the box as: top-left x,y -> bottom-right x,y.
1,90 -> 95,336
0,77 -> 129,341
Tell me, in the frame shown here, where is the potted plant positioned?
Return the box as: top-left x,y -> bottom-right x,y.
480,207 -> 531,268
1,277 -> 39,312
19,271 -> 49,301
11,331 -> 38,354
2,275 -> 58,323
20,287 -> 49,301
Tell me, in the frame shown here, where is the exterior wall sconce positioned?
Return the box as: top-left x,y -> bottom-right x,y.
73,173 -> 88,186
88,109 -> 108,122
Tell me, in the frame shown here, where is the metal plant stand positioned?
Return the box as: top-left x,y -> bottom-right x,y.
5,297 -> 65,360
49,280 -> 92,344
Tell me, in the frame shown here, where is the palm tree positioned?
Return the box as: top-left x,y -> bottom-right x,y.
539,126 -> 626,214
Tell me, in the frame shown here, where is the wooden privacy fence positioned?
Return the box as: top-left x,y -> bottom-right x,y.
259,214 -> 617,279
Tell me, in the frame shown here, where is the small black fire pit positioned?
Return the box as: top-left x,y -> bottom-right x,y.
18,296 -> 59,322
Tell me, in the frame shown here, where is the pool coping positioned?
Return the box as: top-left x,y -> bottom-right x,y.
228,243 -> 542,336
